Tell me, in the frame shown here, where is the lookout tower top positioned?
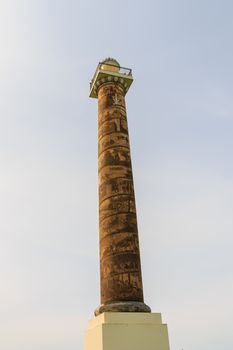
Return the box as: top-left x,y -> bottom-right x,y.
89,58 -> 133,98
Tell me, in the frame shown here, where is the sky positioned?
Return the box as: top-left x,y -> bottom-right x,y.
0,0 -> 232,349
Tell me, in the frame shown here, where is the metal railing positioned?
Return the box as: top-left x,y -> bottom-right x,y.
97,62 -> 132,76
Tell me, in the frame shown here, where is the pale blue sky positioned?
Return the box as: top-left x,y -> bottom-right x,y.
0,1 -> 232,349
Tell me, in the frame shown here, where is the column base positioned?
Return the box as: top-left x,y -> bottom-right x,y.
84,312 -> 170,350
95,301 -> 151,316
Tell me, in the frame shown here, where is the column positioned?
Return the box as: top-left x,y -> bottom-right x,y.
96,81 -> 150,315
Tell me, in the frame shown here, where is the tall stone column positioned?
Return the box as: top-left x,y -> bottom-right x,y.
90,58 -> 150,316
85,58 -> 171,350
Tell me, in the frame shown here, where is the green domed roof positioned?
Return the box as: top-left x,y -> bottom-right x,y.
101,57 -> 120,67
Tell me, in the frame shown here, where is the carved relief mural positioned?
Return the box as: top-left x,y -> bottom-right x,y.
98,82 -> 145,306
99,178 -> 134,203
98,133 -> 129,155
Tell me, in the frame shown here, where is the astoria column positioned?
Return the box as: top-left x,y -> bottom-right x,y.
90,58 -> 151,316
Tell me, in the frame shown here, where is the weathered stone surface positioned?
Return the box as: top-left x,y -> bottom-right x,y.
97,82 -> 150,314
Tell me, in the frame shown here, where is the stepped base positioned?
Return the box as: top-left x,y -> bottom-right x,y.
84,312 -> 170,350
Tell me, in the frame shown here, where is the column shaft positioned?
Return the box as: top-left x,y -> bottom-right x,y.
96,82 -> 150,315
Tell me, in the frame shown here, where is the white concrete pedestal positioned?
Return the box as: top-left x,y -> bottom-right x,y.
84,312 -> 170,350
